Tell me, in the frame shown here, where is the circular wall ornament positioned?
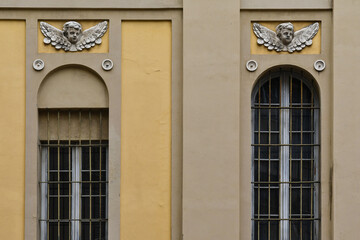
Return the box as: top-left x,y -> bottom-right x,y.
33,59 -> 45,71
314,60 -> 326,72
246,60 -> 258,72
102,59 -> 113,71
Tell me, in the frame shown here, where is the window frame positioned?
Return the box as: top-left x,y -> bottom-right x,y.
251,70 -> 321,240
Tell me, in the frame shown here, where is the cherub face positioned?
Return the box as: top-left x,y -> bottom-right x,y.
279,28 -> 294,45
65,27 -> 81,43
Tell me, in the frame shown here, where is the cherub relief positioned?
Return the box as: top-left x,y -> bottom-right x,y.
253,22 -> 319,53
40,21 -> 108,52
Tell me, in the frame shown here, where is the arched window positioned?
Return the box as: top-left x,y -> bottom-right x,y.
251,69 -> 320,240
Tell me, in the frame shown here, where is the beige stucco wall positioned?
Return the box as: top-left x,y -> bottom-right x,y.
333,0 -> 360,238
0,20 -> 25,240
183,0 -> 240,239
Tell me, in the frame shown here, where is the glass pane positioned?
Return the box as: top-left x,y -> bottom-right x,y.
291,187 -> 300,215
91,222 -> 102,240
302,161 -> 312,181
303,109 -> 312,131
302,187 -> 312,216
291,161 -> 301,181
259,221 -> 268,240
270,221 -> 279,240
260,147 -> 269,159
270,77 -> 280,105
291,221 -> 301,240
260,133 -> 269,144
270,146 -> 279,159
82,197 -> 90,219
302,221 -> 312,240
260,161 -> 269,182
260,109 -> 269,131
271,109 -> 280,131
292,79 -> 301,104
271,133 -> 279,144
260,188 -> 269,215
59,147 -> 70,170
59,196 -> 69,219
270,161 -> 279,182
254,109 -> 259,131
49,222 -> 58,240
292,109 -> 301,131
302,84 -> 313,104
81,222 -> 90,240
49,197 -> 58,219
60,222 -> 69,240
270,188 -> 279,215
260,81 -> 270,104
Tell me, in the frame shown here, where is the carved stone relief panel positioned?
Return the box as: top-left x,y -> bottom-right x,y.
251,21 -> 321,54
38,20 -> 109,53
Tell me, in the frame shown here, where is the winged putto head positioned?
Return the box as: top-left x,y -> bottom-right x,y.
253,22 -> 319,53
40,21 -> 108,52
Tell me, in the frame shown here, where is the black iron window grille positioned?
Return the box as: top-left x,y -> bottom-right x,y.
251,70 -> 320,240
39,109 -> 108,240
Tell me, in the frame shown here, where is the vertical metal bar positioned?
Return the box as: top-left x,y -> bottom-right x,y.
289,74 -> 292,240
300,81 -> 303,240
258,85 -> 261,240
99,111 -> 102,239
68,111 -> 71,240
313,88 -> 320,240
47,111 -> 50,240
79,111 -> 82,239
41,147 -> 48,240
278,76 -> 282,240
89,111 -> 92,240
57,111 -> 60,240
280,72 -> 290,240
311,89 -> 314,240
268,76 -> 272,240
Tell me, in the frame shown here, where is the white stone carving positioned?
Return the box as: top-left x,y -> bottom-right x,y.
246,60 -> 258,72
40,21 -> 108,52
253,22 -> 319,53
314,60 -> 325,72
33,59 -> 45,71
102,59 -> 113,71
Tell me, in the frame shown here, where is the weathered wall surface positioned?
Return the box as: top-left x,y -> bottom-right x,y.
333,0 -> 360,239
0,20 -> 26,240
183,0 -> 240,239
121,21 -> 172,240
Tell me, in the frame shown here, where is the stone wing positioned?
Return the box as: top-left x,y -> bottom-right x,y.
288,22 -> 319,52
76,21 -> 108,51
253,23 -> 283,51
40,21 -> 71,51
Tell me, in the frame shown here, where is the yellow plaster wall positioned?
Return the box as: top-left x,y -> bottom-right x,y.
121,21 -> 171,240
251,21 -> 321,54
0,21 -> 25,240
38,20 -> 109,53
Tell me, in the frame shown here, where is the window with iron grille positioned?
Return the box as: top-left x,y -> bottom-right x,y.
39,109 -> 108,240
251,70 -> 320,240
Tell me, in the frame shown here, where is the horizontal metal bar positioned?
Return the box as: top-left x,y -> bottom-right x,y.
39,181 -> 108,184
252,106 -> 319,109
40,144 -> 108,147
252,144 -> 319,146
252,218 -> 320,221
252,181 -> 320,184
39,219 -> 108,222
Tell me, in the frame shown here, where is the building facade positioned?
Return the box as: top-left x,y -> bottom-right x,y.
0,0 -> 357,239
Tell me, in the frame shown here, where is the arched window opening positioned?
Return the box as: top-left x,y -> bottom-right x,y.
39,109 -> 109,240
251,69 -> 320,240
